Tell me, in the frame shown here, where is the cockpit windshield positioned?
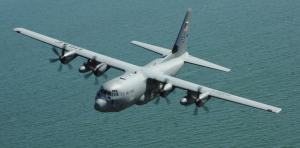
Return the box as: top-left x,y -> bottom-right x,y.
97,88 -> 119,97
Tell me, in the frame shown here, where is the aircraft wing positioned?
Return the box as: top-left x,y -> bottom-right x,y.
131,41 -> 171,55
13,28 -> 140,71
143,70 -> 282,113
185,55 -> 230,72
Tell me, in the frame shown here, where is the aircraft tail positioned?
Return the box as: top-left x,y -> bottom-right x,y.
172,9 -> 192,57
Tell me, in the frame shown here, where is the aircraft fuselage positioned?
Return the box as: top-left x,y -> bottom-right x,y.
94,55 -> 185,112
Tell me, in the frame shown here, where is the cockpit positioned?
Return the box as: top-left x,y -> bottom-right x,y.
96,88 -> 119,99
94,88 -> 121,112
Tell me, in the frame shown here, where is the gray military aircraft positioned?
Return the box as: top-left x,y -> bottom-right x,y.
13,9 -> 281,114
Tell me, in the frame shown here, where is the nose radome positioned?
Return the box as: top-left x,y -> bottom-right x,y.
94,99 -> 107,112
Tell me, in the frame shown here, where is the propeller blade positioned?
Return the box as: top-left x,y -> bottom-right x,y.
58,63 -> 63,72
95,77 -> 99,85
203,106 -> 209,113
62,44 -> 66,56
52,47 -> 61,56
154,96 -> 160,105
193,106 -> 198,115
103,74 -> 108,80
67,64 -> 73,70
84,72 -> 93,79
165,97 -> 171,104
49,58 -> 60,63
86,64 -> 95,70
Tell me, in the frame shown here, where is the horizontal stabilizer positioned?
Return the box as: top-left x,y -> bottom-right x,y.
131,41 -> 171,55
185,55 -> 230,72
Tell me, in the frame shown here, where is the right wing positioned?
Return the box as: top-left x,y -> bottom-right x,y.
143,69 -> 282,113
131,41 -> 171,55
13,28 -> 140,72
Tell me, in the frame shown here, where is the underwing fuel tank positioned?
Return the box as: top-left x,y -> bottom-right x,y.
79,65 -> 91,73
180,96 -> 194,105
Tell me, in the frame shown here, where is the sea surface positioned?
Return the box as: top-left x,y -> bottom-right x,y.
1,0 -> 299,147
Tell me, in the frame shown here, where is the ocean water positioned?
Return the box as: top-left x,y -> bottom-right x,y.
1,0 -> 300,147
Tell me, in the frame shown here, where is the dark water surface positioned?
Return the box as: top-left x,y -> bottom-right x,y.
1,0 -> 299,147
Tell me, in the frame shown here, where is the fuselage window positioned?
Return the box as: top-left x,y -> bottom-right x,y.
111,90 -> 114,97
113,90 -> 119,97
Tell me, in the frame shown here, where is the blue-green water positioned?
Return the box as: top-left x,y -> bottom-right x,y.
1,0 -> 300,147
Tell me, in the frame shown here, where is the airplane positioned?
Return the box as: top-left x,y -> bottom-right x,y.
13,9 -> 281,114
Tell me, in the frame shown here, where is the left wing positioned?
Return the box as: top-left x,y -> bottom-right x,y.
143,69 -> 282,113
13,28 -> 139,72
131,41 -> 171,55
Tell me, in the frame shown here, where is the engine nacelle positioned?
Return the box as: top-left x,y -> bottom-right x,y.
159,83 -> 173,98
163,83 -> 172,92
195,92 -> 211,107
95,63 -> 108,76
180,95 -> 194,105
79,65 -> 91,73
62,51 -> 77,64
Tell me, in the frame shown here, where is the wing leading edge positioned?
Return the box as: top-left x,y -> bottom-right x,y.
13,28 -> 139,72
143,69 -> 281,113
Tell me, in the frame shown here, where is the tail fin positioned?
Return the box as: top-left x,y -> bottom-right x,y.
172,9 -> 192,57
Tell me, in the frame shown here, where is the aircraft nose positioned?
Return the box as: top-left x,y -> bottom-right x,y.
94,99 -> 107,112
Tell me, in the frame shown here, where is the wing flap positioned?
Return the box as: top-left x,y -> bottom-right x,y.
185,55 -> 230,72
144,70 -> 281,113
131,41 -> 171,55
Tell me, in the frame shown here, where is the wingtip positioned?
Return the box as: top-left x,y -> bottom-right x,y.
276,108 -> 282,114
13,28 -> 23,33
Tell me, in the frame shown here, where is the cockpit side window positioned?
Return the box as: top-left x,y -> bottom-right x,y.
103,90 -> 107,95
115,90 -> 119,97
111,90 -> 119,97
107,91 -> 111,96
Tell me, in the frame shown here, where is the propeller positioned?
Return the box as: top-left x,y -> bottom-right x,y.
203,106 -> 210,112
83,57 -> 108,84
154,96 -> 161,105
191,87 -> 210,115
49,44 -> 72,71
154,96 -> 171,105
193,106 -> 198,115
193,105 -> 210,115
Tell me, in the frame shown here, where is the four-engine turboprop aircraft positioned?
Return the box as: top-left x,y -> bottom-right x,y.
13,9 -> 281,113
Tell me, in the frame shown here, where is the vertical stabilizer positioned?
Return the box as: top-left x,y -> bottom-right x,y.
172,9 -> 192,57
